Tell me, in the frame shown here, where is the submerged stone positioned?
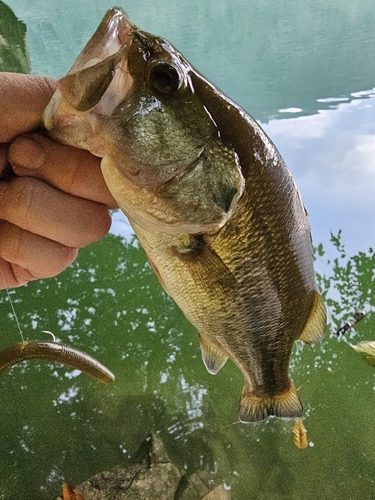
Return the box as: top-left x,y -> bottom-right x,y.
56,434 -> 230,500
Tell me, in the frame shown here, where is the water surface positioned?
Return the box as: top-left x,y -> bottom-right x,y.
1,1 -> 375,499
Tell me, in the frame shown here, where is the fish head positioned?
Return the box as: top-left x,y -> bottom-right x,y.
44,8 -> 245,233
103,28 -> 220,188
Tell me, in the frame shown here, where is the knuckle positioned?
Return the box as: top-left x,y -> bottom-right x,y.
84,205 -> 111,244
4,177 -> 39,224
40,76 -> 57,97
0,219 -> 79,280
65,151 -> 84,195
0,221 -> 23,263
10,263 -> 36,287
94,206 -> 112,239
0,123 -> 14,143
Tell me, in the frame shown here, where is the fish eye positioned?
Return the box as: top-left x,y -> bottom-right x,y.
149,62 -> 181,94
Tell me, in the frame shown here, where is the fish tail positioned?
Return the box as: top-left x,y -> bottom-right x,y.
238,380 -> 302,423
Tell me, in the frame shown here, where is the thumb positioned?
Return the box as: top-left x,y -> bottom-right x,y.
0,73 -> 56,142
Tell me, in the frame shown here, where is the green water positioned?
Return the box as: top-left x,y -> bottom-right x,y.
1,1 -> 375,499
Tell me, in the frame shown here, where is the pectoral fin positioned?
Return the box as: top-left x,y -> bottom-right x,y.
239,380 -> 302,423
200,336 -> 228,375
172,235 -> 238,294
298,292 -> 327,345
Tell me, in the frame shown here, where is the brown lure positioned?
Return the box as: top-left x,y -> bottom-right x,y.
0,340 -> 114,384
292,418 -> 308,450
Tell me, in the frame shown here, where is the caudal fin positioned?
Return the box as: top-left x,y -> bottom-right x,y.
238,380 -> 302,423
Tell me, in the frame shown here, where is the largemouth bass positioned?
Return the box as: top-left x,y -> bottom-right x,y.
44,8 -> 326,422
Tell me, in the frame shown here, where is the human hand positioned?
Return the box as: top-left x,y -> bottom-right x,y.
0,72 -> 117,289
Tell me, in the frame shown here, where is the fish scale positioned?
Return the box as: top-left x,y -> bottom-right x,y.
43,7 -> 326,423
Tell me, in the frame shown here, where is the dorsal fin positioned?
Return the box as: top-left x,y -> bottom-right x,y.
298,292 -> 327,345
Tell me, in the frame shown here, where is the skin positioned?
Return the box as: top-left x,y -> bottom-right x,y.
0,72 -> 117,289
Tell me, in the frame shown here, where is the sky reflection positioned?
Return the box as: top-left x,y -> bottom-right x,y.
263,92 -> 375,259
112,90 -> 375,264
2,2 -> 375,499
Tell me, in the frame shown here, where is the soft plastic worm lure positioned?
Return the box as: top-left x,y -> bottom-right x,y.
0,340 -> 115,384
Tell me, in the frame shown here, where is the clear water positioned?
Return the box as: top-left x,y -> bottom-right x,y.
1,1 -> 375,499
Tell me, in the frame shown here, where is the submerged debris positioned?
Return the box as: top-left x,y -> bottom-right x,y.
57,434 -> 230,500
350,341 -> 375,368
336,311 -> 366,336
62,483 -> 85,500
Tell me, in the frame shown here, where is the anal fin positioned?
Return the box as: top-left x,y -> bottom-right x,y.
238,380 -> 302,423
200,336 -> 228,375
298,292 -> 327,345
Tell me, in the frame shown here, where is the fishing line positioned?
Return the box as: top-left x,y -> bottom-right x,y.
0,265 -> 24,341
0,269 -> 115,384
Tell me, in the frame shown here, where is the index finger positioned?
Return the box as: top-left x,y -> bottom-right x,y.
0,73 -> 56,142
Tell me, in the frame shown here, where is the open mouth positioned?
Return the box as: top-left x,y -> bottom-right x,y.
55,8 -> 136,115
43,8 -> 137,155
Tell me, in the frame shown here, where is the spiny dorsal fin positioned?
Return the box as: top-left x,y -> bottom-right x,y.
298,292 -> 327,345
238,380 -> 302,423
200,336 -> 228,375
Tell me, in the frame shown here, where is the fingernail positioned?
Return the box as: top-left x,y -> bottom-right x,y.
9,135 -> 46,170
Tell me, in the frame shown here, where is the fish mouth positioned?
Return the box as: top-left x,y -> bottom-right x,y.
56,8 -> 137,113
43,8 -> 137,154
67,8 -> 136,77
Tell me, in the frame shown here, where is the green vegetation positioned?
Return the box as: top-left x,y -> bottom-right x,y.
315,230 -> 375,335
0,0 -> 29,73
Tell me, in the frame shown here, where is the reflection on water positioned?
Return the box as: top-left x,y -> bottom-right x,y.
5,0 -> 375,254
0,235 -> 375,499
6,0 -> 375,120
1,0 -> 375,498
263,93 -> 375,258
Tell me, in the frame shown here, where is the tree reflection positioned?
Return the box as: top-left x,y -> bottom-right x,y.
0,235 -> 215,498
315,230 -> 375,336
0,231 -> 375,499
0,0 -> 29,73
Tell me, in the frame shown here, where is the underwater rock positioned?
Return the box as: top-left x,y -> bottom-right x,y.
57,434 -> 230,500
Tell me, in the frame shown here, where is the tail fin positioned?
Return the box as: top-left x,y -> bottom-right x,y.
238,380 -> 302,423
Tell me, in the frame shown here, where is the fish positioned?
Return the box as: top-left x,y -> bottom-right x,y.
43,7 -> 326,422
0,340 -> 115,383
